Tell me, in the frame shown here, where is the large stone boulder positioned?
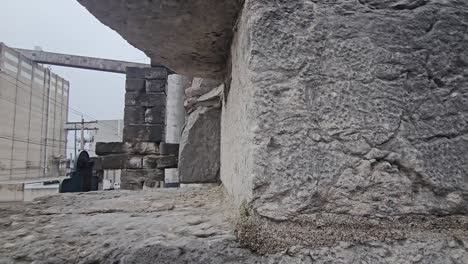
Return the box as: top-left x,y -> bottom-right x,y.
184,78 -> 223,113
220,0 -> 468,255
77,0 -> 243,79
179,106 -> 221,184
222,0 -> 468,219
77,0 -> 468,259
178,78 -> 223,184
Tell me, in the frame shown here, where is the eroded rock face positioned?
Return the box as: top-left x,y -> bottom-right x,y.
184,78 -> 223,113
179,106 -> 221,184
222,0 -> 468,220
178,78 -> 223,184
77,0 -> 243,79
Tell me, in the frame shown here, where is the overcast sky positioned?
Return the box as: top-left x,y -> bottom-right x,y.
0,0 -> 150,122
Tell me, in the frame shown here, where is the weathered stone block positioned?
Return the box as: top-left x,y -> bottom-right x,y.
146,79 -> 166,93
142,155 -> 160,169
98,142 -> 160,156
120,182 -> 141,191
221,0 -> 468,222
125,78 -> 146,92
126,67 -> 167,80
185,83 -> 223,113
123,124 -> 165,143
124,106 -> 145,125
101,154 -> 142,170
95,142 -> 129,156
179,107 -> 220,183
122,169 -> 165,181
125,92 -> 166,107
121,168 -> 165,190
156,156 -> 178,169
101,155 -> 127,170
127,156 -> 143,169
75,0 -> 468,258
128,142 -> 160,155
144,107 -> 165,124
90,157 -> 102,171
143,155 -> 178,169
77,1 -> 243,79
159,143 -> 179,156
185,78 -> 222,98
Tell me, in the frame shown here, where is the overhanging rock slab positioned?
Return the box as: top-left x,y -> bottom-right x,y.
77,0 -> 244,79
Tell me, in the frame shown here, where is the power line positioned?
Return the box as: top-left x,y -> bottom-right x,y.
1,91 -> 122,151
0,136 -> 73,150
0,74 -> 121,131
3,134 -> 81,151
1,74 -> 118,129
1,75 -> 81,121
1,135 -> 66,144
0,134 -> 66,144
0,172 -> 53,177
1,75 -> 120,151
0,96 -> 50,118
0,66 -> 122,175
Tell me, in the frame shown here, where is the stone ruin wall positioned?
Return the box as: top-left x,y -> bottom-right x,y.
94,67 -> 225,189
95,67 -> 178,190
93,68 -> 225,189
80,0 -> 468,223
78,0 -> 468,259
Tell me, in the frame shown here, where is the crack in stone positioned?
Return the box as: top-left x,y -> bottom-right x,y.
392,0 -> 430,10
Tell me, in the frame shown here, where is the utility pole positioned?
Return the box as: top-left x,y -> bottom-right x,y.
74,124 -> 77,160
66,119 -> 98,162
80,117 -> 85,151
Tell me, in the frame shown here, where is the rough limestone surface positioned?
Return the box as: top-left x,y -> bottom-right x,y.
179,106 -> 221,184
1,188 -> 467,263
77,0 -> 244,79
185,78 -> 222,99
184,78 -> 223,113
222,0 -> 468,222
176,78 -> 223,184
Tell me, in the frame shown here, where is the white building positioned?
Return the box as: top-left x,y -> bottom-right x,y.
89,120 -> 123,190
87,119 -> 123,157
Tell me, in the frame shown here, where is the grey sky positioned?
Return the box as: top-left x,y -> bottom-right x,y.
0,0 -> 150,122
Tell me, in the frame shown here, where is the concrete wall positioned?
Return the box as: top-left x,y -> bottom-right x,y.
0,43 -> 68,182
23,183 -> 59,202
16,48 -> 150,74
0,183 -> 59,202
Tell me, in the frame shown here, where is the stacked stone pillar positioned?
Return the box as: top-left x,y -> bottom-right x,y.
124,67 -> 167,143
96,67 -> 178,190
